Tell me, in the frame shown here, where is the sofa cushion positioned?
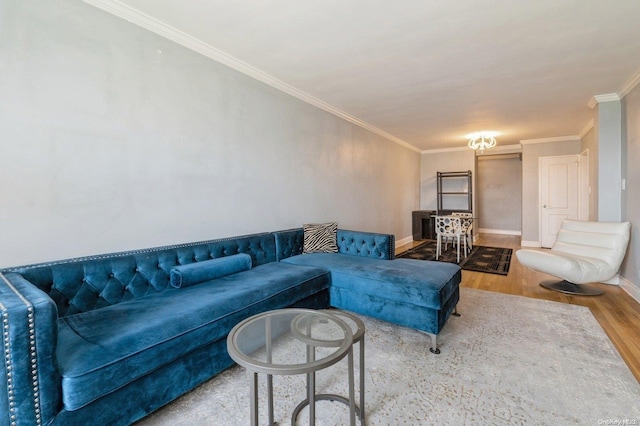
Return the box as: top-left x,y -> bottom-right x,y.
303,222 -> 339,253
56,262 -> 330,411
169,254 -> 252,288
281,254 -> 460,310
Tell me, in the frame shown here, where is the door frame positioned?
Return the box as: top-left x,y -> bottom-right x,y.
578,149 -> 590,220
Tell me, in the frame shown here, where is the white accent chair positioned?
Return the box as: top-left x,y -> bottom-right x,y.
516,220 -> 631,296
435,215 -> 465,263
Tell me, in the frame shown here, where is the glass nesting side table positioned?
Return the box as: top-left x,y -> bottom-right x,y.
227,308 -> 364,425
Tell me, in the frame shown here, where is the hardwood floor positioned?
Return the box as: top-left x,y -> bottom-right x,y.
396,233 -> 640,383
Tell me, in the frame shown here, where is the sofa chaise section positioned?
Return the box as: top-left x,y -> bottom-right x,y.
273,228 -> 461,353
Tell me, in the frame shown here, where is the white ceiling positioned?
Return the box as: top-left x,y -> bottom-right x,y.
87,0 -> 640,151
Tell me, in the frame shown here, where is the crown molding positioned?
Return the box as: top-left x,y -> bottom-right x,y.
476,144 -> 522,156
423,143 -> 522,155
588,93 -> 621,109
520,135 -> 580,145
620,68 -> 640,98
82,0 -> 422,153
585,68 -> 640,107
421,146 -> 469,155
579,119 -> 595,139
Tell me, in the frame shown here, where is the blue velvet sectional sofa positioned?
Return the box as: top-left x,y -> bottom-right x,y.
0,228 -> 460,426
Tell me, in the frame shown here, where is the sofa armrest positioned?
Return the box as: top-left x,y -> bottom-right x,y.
273,229 -> 305,261
336,230 -> 395,260
0,272 -> 60,426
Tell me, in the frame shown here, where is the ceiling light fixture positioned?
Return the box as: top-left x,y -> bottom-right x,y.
467,131 -> 498,152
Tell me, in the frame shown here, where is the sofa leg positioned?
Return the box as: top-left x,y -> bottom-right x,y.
428,333 -> 440,354
428,305 -> 461,354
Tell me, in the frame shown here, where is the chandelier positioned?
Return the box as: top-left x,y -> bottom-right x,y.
467,132 -> 498,151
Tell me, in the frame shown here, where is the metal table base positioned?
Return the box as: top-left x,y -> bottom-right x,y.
291,310 -> 366,425
227,309 -> 357,426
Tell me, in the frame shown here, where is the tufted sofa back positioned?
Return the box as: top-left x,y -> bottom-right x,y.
3,233 -> 276,317
273,228 -> 395,261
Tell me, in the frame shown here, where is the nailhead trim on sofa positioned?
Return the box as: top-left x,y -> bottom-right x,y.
1,272 -> 42,426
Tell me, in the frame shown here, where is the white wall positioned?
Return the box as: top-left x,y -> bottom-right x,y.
0,1 -> 420,267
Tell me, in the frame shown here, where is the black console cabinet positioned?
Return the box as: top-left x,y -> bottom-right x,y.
412,210 -> 436,240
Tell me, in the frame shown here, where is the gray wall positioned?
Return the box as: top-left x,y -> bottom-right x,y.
596,101 -> 623,221
620,83 -> 640,295
0,1 -> 420,267
476,155 -> 522,233
520,140 -> 582,244
581,127 -> 599,220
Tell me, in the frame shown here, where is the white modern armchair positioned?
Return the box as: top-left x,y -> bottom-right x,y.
516,220 -> 631,296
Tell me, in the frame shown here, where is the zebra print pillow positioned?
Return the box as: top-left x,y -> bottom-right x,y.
303,222 -> 339,253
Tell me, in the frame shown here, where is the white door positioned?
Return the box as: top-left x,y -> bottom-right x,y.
539,155 -> 579,248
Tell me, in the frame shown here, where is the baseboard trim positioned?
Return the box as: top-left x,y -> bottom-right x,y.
395,235 -> 414,248
619,276 -> 640,304
478,228 -> 522,236
520,240 -> 540,248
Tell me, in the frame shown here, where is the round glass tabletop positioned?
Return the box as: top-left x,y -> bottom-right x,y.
322,309 -> 365,343
227,308 -> 353,376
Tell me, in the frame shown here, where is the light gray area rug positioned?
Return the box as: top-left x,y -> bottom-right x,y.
138,288 -> 640,425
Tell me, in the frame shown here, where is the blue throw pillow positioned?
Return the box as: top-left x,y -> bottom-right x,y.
169,253 -> 252,288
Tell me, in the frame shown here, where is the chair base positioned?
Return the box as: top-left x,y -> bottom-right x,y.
539,280 -> 604,296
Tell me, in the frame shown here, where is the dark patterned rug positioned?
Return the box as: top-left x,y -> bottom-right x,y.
398,240 -> 513,275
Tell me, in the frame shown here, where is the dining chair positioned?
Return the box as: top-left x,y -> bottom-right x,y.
451,212 -> 473,254
435,215 -> 464,263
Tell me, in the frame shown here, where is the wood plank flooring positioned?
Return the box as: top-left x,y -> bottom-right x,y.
396,233 -> 640,383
